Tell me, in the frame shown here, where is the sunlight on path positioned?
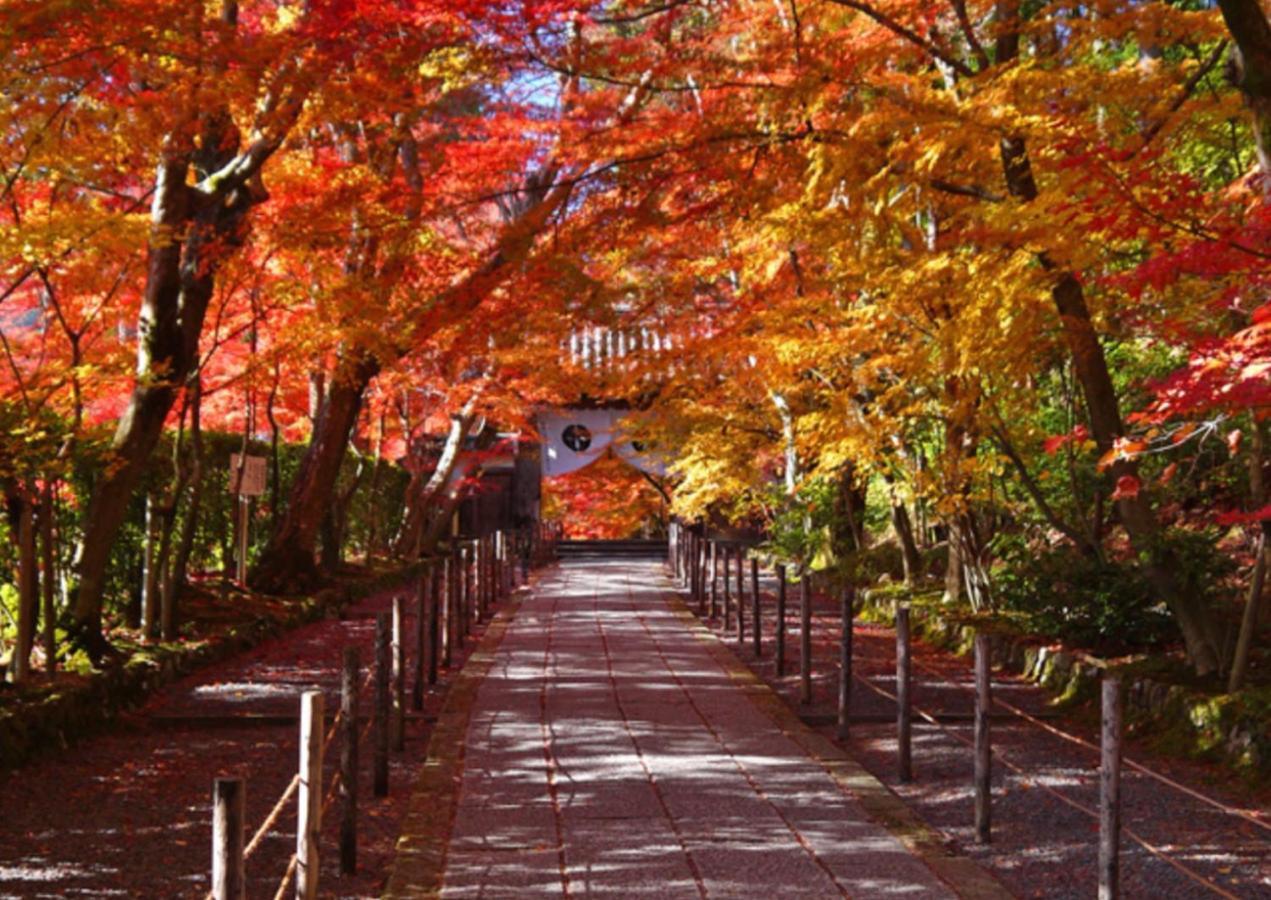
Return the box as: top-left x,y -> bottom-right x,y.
441,560 -> 958,898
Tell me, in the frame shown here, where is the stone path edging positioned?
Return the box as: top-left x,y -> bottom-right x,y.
382,590 -> 526,898
661,590 -> 1014,900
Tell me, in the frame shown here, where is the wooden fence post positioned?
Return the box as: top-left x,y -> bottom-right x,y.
709,541 -> 719,619
443,552 -> 456,669
695,535 -> 705,613
392,595 -> 405,752
493,533 -> 503,601
482,536 -> 490,615
487,535 -> 494,610
471,540 -> 479,634
775,565 -> 787,677
838,585 -> 853,741
1099,676 -> 1123,900
296,691 -> 324,900
490,534 -> 499,606
500,531 -> 509,594
504,530 -> 512,595
211,777 -> 245,900
412,570 -> 426,712
374,613 -> 389,797
472,538 -> 483,624
340,647 -> 359,874
428,562 -> 440,686
686,529 -> 694,595
751,558 -> 761,656
691,533 -> 701,605
896,605 -> 912,783
727,544 -> 737,630
974,632 -> 992,844
799,574 -> 812,705
458,544 -> 470,646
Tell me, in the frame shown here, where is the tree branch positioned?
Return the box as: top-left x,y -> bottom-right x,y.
824,0 -> 976,78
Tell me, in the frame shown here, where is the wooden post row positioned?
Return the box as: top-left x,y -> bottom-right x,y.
503,530 -> 510,595
838,586 -> 853,741
374,613 -> 390,798
701,533 -> 711,612
1099,677 -> 1123,900
340,647 -> 359,874
459,544 -> 470,645
211,777 -> 245,900
412,569 -> 426,711
775,564 -> 787,677
472,539 -> 482,625
428,561 -> 440,686
483,535 -> 492,613
974,633 -> 991,844
392,596 -> 405,752
296,691 -> 323,900
490,535 -> 497,605
727,544 -> 737,630
483,535 -> 492,617
686,531 -> 696,604
751,558 -> 761,657
480,537 -> 489,622
444,552 -> 456,669
710,542 -> 719,619
799,575 -> 812,705
896,605 -> 912,783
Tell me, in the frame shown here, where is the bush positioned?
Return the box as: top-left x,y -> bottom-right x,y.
991,534 -> 1177,654
3,429 -> 410,636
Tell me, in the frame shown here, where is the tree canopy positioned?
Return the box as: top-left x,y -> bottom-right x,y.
1,0 -> 1268,682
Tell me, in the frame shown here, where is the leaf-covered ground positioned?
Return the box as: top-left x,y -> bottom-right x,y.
0,581 -> 493,899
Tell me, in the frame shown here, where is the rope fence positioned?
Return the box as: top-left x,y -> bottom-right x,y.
207,528 -> 529,900
667,520 -> 1266,900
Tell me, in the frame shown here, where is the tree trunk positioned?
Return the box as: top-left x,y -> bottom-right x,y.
1228,531 -> 1268,692
39,484 -> 57,673
393,402 -> 478,559
251,355 -> 379,593
1052,275 -> 1221,672
882,475 -> 922,585
162,377 -> 202,640
1216,0 -> 1271,191
417,426 -> 500,555
266,360 -> 283,531
320,457 -> 366,574
417,481 -> 469,556
833,463 -> 868,553
68,161 -> 271,657
71,371 -> 195,657
944,523 -> 964,604
1229,418 -> 1270,691
11,488 -> 38,683
365,413 -> 386,557
140,492 -> 163,640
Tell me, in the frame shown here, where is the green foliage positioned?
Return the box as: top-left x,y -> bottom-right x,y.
990,529 -> 1232,653
3,430 -> 410,634
762,477 -> 843,572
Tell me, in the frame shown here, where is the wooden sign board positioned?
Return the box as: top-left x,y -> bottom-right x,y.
229,454 -> 267,497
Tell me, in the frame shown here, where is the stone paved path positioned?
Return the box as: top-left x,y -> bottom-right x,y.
439,560 -> 963,898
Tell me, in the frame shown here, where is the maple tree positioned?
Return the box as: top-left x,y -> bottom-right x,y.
1,0 -> 1267,685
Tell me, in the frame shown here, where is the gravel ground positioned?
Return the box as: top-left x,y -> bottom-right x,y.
689,569 -> 1271,899
0,579 -> 500,899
